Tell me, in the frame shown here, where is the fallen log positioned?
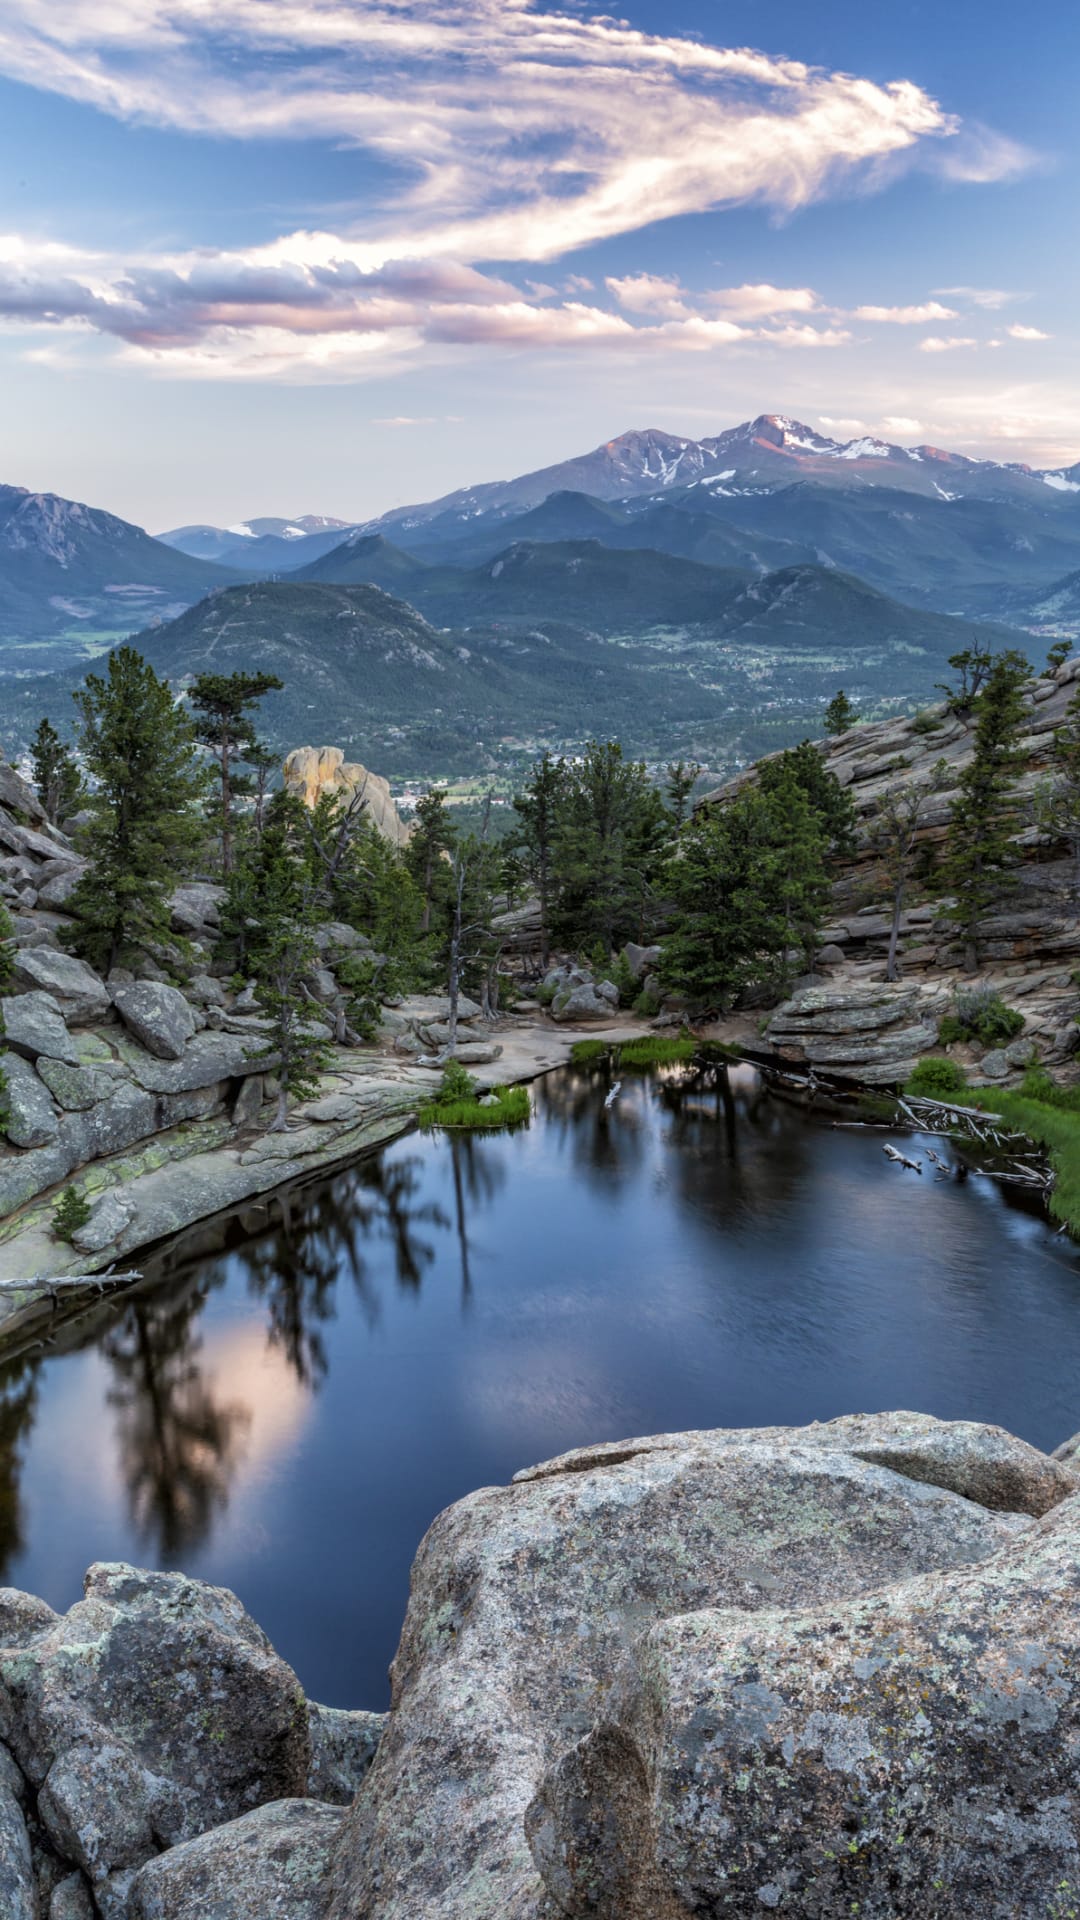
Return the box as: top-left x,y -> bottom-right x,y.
883,1143 -> 922,1174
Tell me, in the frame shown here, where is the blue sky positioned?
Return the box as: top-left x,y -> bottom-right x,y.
0,0 -> 1074,528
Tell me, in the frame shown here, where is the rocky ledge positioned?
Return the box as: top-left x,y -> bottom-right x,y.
2,1412 -> 1077,1919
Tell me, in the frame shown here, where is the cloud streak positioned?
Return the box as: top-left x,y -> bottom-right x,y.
0,3 -> 1040,379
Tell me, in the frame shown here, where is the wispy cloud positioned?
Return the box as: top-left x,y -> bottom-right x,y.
920,335 -> 979,354
854,301 -> 957,324
0,3 -> 1040,379
0,1 -> 975,274
1007,323 -> 1051,341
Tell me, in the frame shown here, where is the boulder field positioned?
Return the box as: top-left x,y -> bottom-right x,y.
0,1412 -> 1077,1918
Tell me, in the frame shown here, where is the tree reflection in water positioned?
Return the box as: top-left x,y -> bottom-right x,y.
532,1057 -> 647,1179
240,1155 -> 449,1384
0,1354 -> 40,1581
103,1280 -> 251,1561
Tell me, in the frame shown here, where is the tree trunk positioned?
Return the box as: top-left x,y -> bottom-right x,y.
886,878 -> 904,982
447,866 -> 465,1055
272,1081 -> 289,1131
220,737 -> 233,876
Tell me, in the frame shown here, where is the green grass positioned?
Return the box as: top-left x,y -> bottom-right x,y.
418,1084 -> 531,1131
968,1083 -> 1080,1234
570,1039 -> 610,1066
617,1035 -> 697,1068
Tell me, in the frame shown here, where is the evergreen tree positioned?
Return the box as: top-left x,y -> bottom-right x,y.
512,750 -> 566,971
758,742 -> 856,861
552,740 -> 667,956
64,647 -> 207,973
405,788 -> 456,933
188,672 -> 283,874
665,759 -> 702,829
1046,640 -> 1073,675
661,778 -> 830,1007
936,642 -> 993,714
239,798 -> 332,1130
30,717 -> 82,826
942,649 -> 1031,970
823,689 -> 858,735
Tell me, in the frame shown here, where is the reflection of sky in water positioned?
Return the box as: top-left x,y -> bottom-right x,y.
1,1061 -> 1078,1709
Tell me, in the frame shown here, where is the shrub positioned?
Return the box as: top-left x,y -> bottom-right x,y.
633,985 -> 662,1017
535,981 -> 557,1006
611,952 -> 637,1005
911,709 -> 944,735
53,1186 -> 92,1244
906,1056 -> 969,1099
939,987 -> 1024,1049
439,1059 -> 478,1103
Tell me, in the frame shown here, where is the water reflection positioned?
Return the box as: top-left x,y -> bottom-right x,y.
103,1283 -> 251,1559
0,1060 -> 1076,1706
0,1355 -> 40,1580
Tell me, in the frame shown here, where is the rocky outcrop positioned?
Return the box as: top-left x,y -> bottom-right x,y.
0,1562 -> 385,1919
282,747 -> 410,847
325,1412 -> 1076,1920
0,1417 -> 1074,1918
700,661 -> 1080,1085
530,1493 -> 1080,1918
542,963 -> 620,1023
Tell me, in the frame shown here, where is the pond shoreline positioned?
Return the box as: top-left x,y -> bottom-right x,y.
0,1015 -> 653,1352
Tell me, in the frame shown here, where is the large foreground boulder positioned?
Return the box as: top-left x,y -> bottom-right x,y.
529,1490 -> 1080,1918
325,1413 -> 1071,1920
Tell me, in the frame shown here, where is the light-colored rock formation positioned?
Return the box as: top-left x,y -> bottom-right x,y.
0,1563 -> 311,1913
325,1412 -> 1075,1920
0,1418 -> 1071,1917
282,747 -> 410,848
530,1489 -> 1080,1918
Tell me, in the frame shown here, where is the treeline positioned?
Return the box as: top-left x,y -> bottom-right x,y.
3,634 -> 1074,1129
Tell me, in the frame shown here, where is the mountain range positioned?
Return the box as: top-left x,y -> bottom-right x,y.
2,412 -> 1080,777
0,485 -> 234,660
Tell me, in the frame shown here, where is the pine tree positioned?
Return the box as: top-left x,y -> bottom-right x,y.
405,788 -> 456,933
1035,685 -> 1080,906
30,717 -> 83,825
240,799 -> 332,1130
64,647 -> 207,973
552,740 -> 667,956
188,672 -> 283,873
660,779 -> 830,1007
665,759 -> 702,828
823,690 -> 858,736
936,642 -> 993,714
943,649 -> 1031,970
758,742 -> 856,861
512,750 -> 566,971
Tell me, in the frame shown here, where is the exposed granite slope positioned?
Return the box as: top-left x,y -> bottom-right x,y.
701,660 -> 1080,1085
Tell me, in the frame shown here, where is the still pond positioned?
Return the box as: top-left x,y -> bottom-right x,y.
0,1058 -> 1077,1708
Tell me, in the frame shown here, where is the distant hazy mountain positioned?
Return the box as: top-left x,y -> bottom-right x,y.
1002,569 -> 1080,636
291,531 -> 432,592
0,484 -> 236,653
158,513 -> 355,574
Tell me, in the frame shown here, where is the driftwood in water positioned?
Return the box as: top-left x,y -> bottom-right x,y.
883,1143 -> 922,1174
0,1269 -> 141,1298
